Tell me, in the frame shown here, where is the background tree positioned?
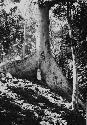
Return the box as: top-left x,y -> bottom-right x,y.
51,1 -> 87,109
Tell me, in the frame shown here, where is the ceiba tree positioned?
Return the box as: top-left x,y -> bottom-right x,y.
34,0 -> 71,97
2,0 -> 86,101
0,0 -> 71,99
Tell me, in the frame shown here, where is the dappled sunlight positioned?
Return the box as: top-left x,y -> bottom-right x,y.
0,73 -> 78,125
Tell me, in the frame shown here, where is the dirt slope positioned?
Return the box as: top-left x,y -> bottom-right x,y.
0,73 -> 85,125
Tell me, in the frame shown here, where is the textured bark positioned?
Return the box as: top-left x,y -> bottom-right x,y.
35,4 -> 50,61
40,53 -> 72,98
34,2 -> 72,98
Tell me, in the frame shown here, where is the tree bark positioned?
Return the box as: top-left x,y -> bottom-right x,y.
34,1 -> 72,98
34,2 -> 51,62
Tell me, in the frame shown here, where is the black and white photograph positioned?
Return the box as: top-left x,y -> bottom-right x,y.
0,0 -> 86,125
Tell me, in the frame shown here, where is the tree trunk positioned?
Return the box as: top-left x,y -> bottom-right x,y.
34,2 -> 71,98
71,47 -> 78,110
0,1 -> 71,100
35,4 -> 50,58
67,1 -> 78,110
34,3 -> 49,80
23,21 -> 26,58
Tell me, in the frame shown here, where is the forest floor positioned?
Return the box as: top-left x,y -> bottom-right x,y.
0,72 -> 86,125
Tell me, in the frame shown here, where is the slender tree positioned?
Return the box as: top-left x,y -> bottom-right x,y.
23,20 -> 26,58
67,1 -> 78,110
71,46 -> 78,110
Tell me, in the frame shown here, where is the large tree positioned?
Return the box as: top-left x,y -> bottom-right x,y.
0,0 -> 71,99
